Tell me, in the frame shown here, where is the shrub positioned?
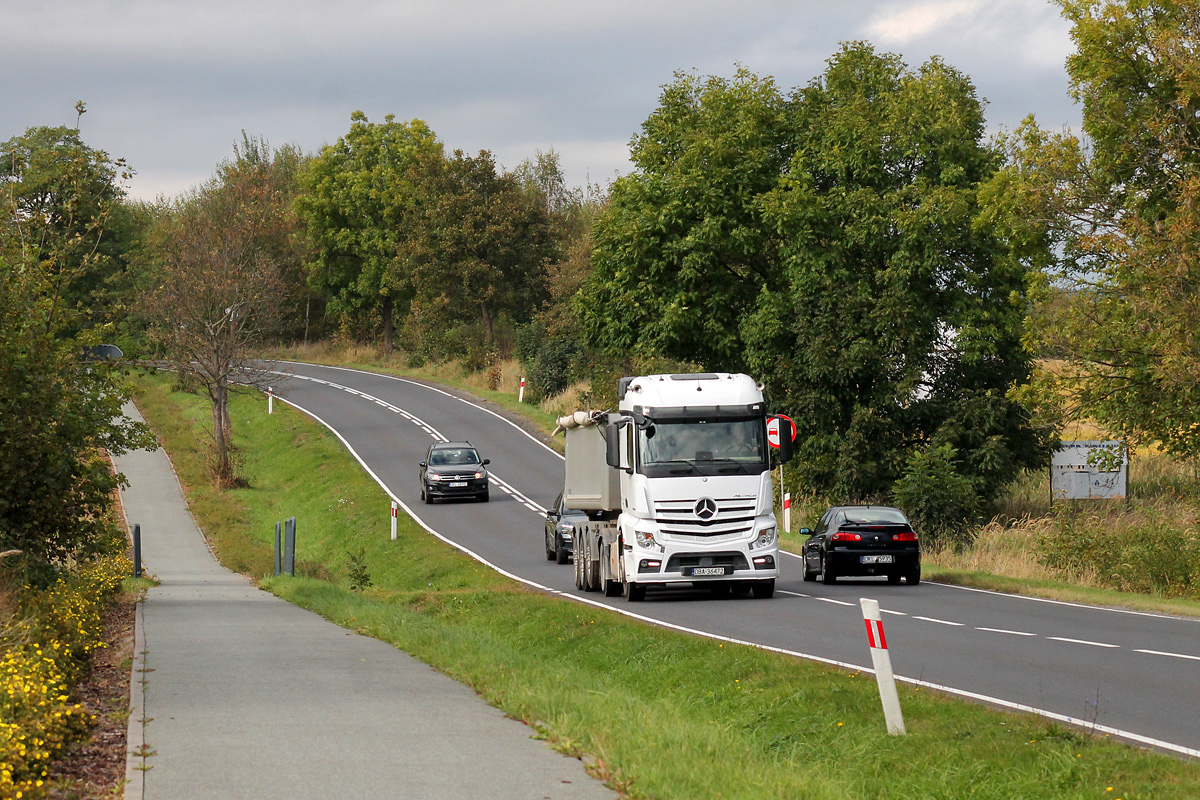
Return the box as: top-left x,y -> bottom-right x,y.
892,444 -> 981,547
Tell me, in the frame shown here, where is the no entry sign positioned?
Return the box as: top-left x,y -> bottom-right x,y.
766,415 -> 797,449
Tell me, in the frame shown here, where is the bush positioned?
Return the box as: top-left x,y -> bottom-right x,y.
892,444 -> 982,546
0,555 -> 130,797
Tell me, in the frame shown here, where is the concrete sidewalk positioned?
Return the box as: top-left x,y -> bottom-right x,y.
114,401 -> 615,800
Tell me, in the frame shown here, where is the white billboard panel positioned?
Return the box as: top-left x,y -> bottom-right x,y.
1051,441 -> 1127,500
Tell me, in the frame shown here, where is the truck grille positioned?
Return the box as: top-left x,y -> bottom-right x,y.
654,497 -> 756,538
665,552 -> 750,573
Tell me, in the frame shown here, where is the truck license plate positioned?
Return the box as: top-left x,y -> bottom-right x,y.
860,555 -> 894,564
691,567 -> 725,576
449,481 -> 468,488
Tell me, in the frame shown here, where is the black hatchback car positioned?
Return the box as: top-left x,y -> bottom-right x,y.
419,442 -> 490,503
800,506 -> 920,585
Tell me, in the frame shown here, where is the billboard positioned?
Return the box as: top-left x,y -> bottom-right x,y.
1051,441 -> 1127,500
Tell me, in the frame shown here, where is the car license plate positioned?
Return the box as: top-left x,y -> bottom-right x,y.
860,555 -> 894,564
691,567 -> 725,576
449,481 -> 468,488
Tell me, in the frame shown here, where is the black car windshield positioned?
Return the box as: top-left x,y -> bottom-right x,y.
429,448 -> 481,466
638,417 -> 767,477
843,508 -> 909,525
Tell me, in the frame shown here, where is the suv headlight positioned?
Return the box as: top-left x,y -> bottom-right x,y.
751,526 -> 777,550
427,473 -> 443,482
473,470 -> 486,479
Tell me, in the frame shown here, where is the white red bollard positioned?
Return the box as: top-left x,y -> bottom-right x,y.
519,377 -> 526,403
860,598 -> 906,735
390,500 -> 398,541
783,492 -> 791,533
268,386 -> 274,414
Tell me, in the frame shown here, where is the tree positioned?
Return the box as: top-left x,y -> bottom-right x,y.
294,112 -> 441,351
145,138 -> 289,486
0,117 -> 153,581
578,47 -> 1052,509
1023,0 -> 1200,458
1,120 -> 133,335
577,68 -> 791,369
401,149 -> 556,344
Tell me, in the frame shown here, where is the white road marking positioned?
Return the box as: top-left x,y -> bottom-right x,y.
913,616 -> 965,626
976,627 -> 1037,636
1136,649 -> 1200,662
777,590 -> 809,598
818,598 -> 855,607
881,609 -> 907,616
1048,637 -> 1120,648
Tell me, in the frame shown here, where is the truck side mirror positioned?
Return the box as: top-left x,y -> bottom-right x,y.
605,422 -> 621,469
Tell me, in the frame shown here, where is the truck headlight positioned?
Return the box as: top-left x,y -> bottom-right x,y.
635,530 -> 657,549
751,526 -> 777,549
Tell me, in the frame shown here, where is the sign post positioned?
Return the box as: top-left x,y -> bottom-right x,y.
766,415 -> 797,529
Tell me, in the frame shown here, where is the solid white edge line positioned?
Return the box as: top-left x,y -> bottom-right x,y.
1136,649 -> 1200,662
268,385 -> 1200,761
1048,637 -> 1121,648
926,580 -> 1200,624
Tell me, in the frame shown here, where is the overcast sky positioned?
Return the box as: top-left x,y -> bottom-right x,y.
4,0 -> 1080,202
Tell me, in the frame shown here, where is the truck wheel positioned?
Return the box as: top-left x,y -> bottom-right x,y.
584,553 -> 601,592
624,580 -> 645,602
752,579 -> 775,599
821,553 -> 837,585
574,548 -> 585,590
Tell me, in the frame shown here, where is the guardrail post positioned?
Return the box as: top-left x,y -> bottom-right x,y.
274,521 -> 282,576
860,598 -> 906,735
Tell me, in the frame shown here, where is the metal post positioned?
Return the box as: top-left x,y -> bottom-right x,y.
390,501 -> 398,541
283,517 -> 296,576
274,521 -> 282,576
132,524 -> 142,578
860,598 -> 906,735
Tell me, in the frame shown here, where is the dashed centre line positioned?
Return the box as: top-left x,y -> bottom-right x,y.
1136,649 -> 1200,662
913,616 -> 965,626
1048,636 -> 1120,648
976,627 -> 1037,636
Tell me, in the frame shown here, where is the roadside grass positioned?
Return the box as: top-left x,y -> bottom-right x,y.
132,370 -> 1200,800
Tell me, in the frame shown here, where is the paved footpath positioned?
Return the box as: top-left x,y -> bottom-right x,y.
114,402 -> 616,800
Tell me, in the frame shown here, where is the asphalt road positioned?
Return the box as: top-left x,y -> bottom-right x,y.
270,361 -> 1200,759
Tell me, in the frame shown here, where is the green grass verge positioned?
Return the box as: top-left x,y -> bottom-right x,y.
131,370 -> 1200,799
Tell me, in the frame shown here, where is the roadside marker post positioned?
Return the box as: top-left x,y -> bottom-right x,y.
268,386 -> 274,414
390,501 -> 399,541
860,598 -> 906,735
274,521 -> 282,576
783,493 -> 791,534
519,377 -> 526,403
133,524 -> 142,578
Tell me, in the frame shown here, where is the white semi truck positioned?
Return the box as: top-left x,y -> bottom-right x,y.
555,372 -> 792,601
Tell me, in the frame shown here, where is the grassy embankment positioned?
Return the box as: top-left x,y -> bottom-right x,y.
133,367 -> 1200,800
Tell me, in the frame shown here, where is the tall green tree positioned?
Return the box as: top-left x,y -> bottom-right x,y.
294,112 -> 441,351
402,148 -> 556,344
1024,0 -> 1200,458
579,47 -> 1052,510
0,118 -> 153,581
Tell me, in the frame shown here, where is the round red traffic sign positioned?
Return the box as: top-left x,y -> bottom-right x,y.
766,415 -> 797,448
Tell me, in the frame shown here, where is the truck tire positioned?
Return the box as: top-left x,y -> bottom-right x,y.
624,580 -> 645,602
752,579 -> 775,599
574,547 -> 585,590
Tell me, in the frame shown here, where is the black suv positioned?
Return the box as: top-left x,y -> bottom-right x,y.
419,442 -> 490,503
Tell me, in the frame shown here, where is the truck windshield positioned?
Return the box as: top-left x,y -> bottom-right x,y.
638,417 -> 768,477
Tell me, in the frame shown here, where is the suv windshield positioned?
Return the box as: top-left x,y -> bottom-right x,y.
429,448 -> 481,466
638,417 -> 767,477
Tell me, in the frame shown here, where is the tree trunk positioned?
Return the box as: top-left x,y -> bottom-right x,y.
211,382 -> 233,488
382,295 -> 394,353
480,300 -> 494,343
